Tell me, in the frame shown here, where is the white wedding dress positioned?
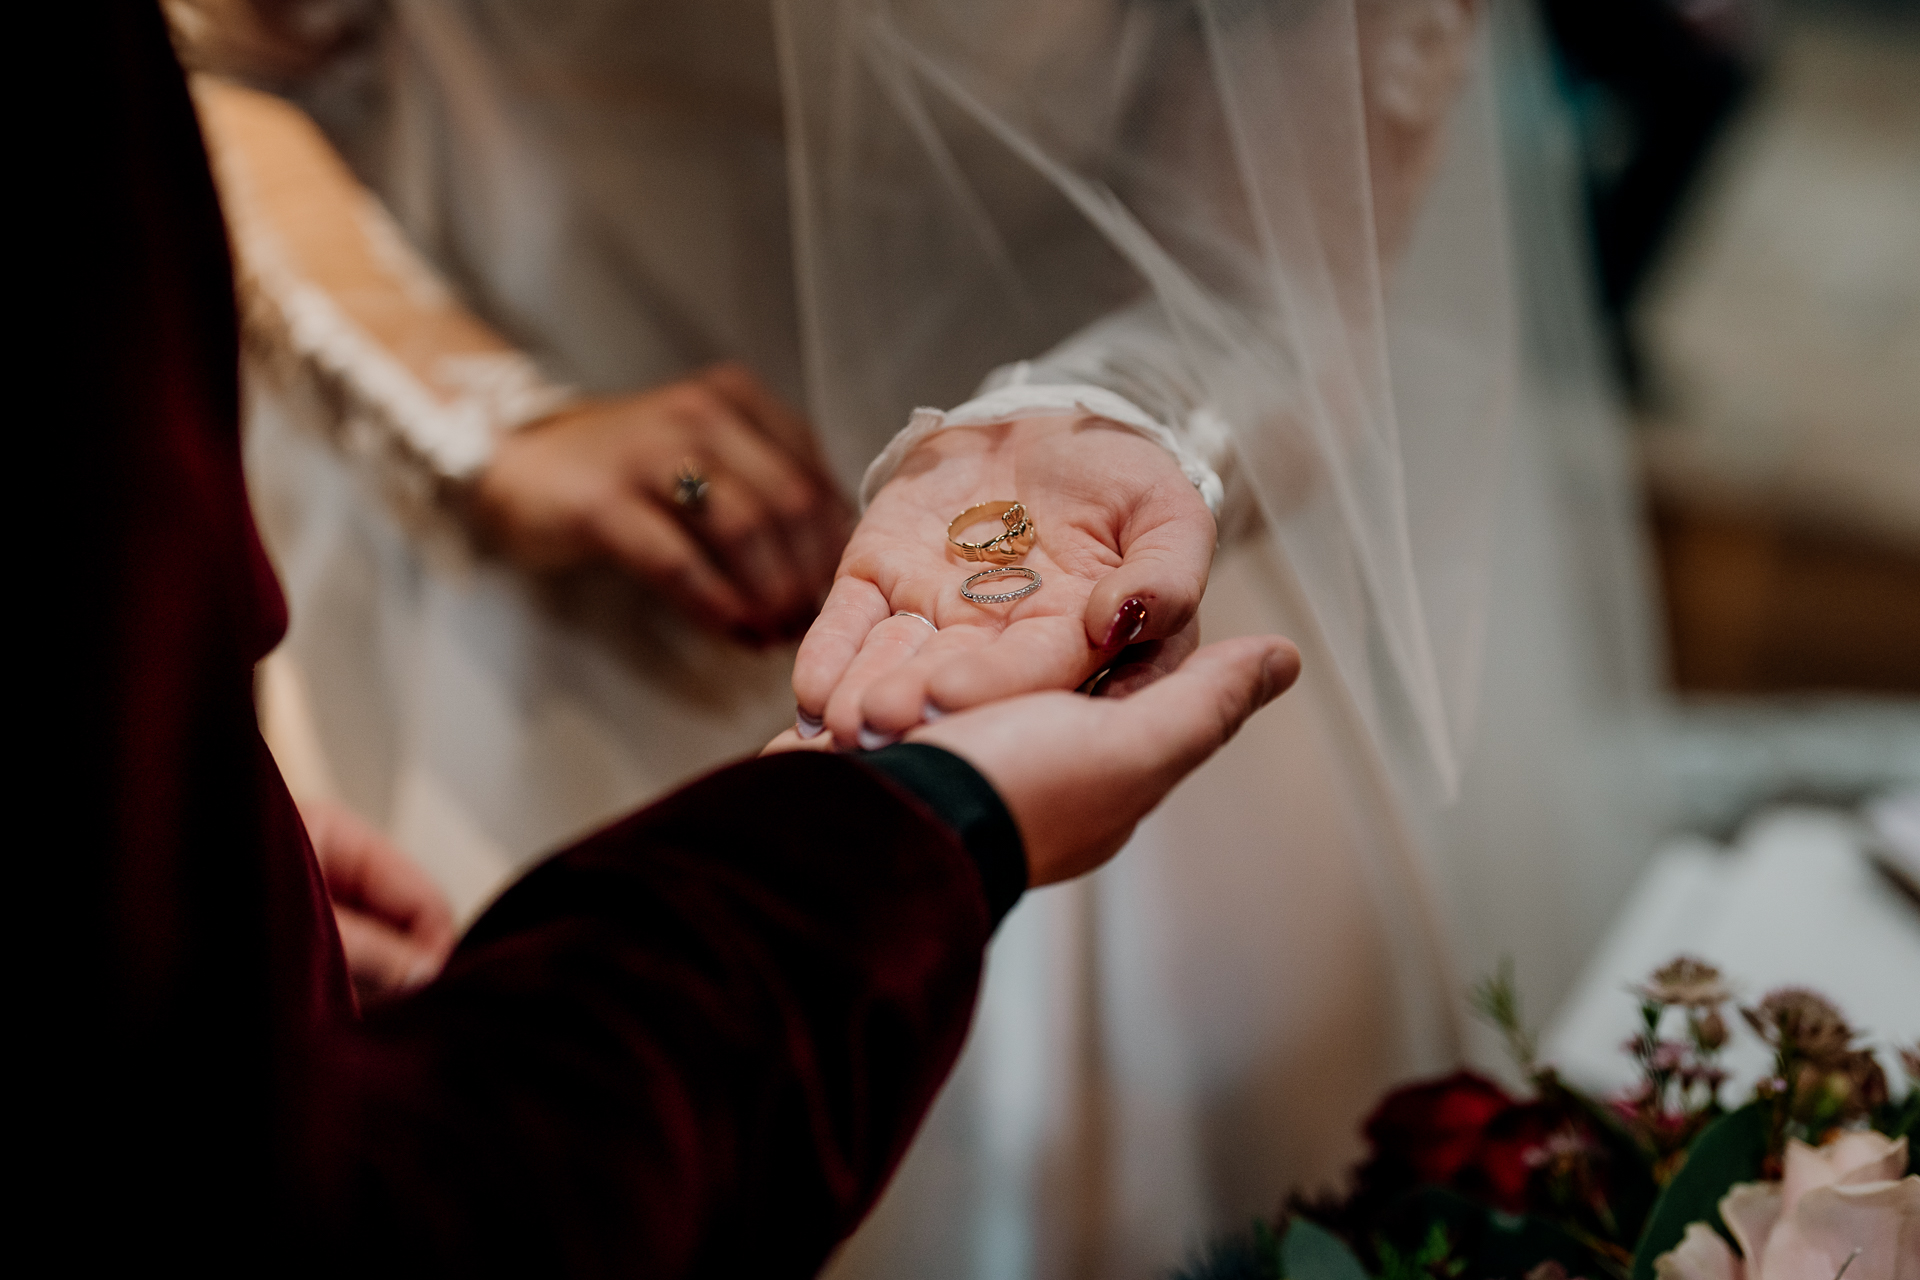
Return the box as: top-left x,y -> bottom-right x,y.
194,0 -> 1666,1274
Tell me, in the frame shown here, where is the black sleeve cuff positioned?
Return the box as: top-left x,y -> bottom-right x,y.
861,743 -> 1027,930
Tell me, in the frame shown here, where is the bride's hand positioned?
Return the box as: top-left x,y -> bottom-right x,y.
792,414 -> 1216,749
474,363 -> 851,645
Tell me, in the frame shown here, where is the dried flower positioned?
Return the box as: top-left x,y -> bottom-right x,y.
1635,956 -> 1732,1008
1837,1051 -> 1889,1114
1741,988 -> 1855,1066
1901,1043 -> 1920,1085
1693,1008 -> 1729,1052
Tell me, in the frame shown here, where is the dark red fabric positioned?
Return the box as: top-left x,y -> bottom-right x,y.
47,5 -> 991,1272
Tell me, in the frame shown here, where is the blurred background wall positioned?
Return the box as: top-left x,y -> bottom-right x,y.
1549,0 -> 1920,832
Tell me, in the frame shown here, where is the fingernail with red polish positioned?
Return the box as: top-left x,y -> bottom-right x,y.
1102,597 -> 1149,649
796,709 -> 825,739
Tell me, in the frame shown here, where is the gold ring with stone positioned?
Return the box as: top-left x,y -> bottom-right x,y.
946,500 -> 1035,564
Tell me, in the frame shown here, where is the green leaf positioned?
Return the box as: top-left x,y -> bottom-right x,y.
1386,1187 -> 1617,1279
1873,1090 -> 1918,1172
1631,1102 -> 1770,1280
1279,1218 -> 1369,1280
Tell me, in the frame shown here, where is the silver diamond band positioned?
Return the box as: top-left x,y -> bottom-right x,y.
960,566 -> 1041,605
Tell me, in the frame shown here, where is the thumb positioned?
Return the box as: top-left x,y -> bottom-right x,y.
1114,635 -> 1301,774
1082,505 -> 1216,652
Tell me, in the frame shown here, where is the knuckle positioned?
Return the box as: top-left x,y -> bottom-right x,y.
770,478 -> 818,520
627,535 -> 690,581
704,507 -> 762,549
662,383 -> 717,420
576,485 -> 629,532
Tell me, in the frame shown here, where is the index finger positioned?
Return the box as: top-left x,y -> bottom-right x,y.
792,575 -> 890,725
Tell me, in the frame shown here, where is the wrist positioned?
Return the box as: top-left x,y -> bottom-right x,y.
860,743 -> 1027,929
857,383 -> 1224,514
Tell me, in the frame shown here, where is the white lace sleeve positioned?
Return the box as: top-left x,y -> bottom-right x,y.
857,303 -> 1231,518
194,78 -> 576,518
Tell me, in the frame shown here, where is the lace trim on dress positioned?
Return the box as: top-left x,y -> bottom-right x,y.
204,87 -> 576,526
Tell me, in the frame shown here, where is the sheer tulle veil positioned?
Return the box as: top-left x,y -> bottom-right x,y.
779,0 -> 1524,811
788,1 -> 1664,1273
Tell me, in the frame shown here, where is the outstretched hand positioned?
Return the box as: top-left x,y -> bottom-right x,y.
792,414 -> 1217,749
770,635 -> 1300,884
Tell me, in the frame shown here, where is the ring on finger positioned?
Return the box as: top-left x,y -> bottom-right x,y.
672,457 -> 711,511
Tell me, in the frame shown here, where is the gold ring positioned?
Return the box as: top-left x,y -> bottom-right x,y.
672,457 -> 710,510
947,500 -> 1036,564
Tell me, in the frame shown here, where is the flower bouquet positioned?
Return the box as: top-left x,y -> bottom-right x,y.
1175,958 -> 1919,1280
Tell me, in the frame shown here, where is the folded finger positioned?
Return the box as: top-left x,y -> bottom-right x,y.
334,825 -> 456,949
854,622 -> 1003,739
335,908 -> 443,999
792,576 -> 889,730
823,610 -> 955,748
592,497 -> 753,635
676,474 -> 809,630
1082,499 -> 1216,652
698,421 -> 837,619
922,615 -> 1099,713
761,726 -> 837,755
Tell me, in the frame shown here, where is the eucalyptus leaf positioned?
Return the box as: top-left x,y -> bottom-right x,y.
1631,1102 -> 1770,1280
1279,1219 -> 1369,1280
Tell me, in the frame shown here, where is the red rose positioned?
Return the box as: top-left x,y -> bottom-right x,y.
1358,1070 -> 1552,1214
1470,1103 -> 1555,1213
1364,1071 -> 1516,1186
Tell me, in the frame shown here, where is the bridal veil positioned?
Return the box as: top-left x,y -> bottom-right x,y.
784,1 -> 1663,1274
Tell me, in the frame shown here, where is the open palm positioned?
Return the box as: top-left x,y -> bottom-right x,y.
792,413 -> 1217,749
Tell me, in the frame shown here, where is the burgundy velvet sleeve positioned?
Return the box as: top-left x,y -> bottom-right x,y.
306,755 -> 992,1275
51,5 -> 995,1272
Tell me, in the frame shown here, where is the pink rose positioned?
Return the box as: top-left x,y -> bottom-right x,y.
1655,1131 -> 1918,1279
